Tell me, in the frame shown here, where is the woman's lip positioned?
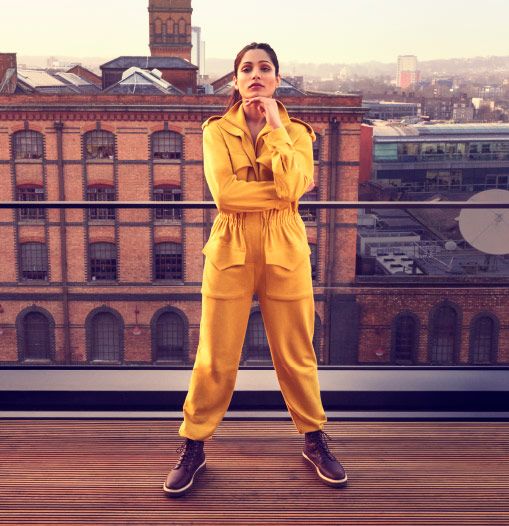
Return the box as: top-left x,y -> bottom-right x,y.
249,84 -> 264,88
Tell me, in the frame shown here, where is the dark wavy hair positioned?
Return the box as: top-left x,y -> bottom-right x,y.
224,42 -> 280,113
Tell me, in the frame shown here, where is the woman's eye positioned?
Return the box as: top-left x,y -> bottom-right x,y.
241,67 -> 271,72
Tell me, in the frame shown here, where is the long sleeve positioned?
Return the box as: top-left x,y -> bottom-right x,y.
202,122 -> 290,213
263,125 -> 315,202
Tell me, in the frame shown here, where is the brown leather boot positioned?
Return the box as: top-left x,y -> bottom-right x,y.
162,438 -> 206,497
302,430 -> 348,487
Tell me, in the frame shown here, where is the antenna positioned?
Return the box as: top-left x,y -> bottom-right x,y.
455,189 -> 509,255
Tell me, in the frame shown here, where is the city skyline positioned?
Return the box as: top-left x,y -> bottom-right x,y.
2,0 -> 509,65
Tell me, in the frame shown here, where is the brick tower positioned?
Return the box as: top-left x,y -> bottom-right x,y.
148,0 -> 193,61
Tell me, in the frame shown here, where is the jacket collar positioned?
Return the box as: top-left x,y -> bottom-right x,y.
218,98 -> 292,139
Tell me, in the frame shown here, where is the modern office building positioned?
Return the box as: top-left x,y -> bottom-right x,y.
360,121 -> 509,193
363,100 -> 421,121
397,55 -> 421,90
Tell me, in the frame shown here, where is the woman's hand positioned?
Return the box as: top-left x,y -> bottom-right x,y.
244,96 -> 283,130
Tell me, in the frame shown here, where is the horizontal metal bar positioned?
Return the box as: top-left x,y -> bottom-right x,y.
1,200 -> 509,209
2,411 -> 509,420
2,368 -> 508,391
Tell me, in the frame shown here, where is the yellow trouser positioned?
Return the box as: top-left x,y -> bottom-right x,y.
178,211 -> 327,441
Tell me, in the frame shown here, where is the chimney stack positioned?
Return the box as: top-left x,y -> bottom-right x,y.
0,53 -> 17,94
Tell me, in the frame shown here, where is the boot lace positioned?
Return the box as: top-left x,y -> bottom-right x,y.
175,439 -> 201,469
309,430 -> 337,462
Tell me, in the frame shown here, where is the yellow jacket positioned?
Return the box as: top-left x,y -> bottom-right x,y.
201,98 -> 316,272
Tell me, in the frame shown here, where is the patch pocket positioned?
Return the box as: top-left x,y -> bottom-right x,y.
265,253 -> 314,301
201,257 -> 250,300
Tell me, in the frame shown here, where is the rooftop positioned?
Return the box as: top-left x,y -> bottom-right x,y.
100,56 -> 198,70
372,121 -> 509,139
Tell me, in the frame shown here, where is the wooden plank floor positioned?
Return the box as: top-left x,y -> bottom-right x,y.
1,419 -> 508,525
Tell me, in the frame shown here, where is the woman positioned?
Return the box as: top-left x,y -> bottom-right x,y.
163,42 -> 347,497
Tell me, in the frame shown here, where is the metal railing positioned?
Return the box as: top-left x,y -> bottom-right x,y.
2,199 -> 509,209
1,199 -> 509,415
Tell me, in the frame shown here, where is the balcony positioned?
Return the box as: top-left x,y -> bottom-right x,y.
0,199 -> 508,523
1,418 -> 508,524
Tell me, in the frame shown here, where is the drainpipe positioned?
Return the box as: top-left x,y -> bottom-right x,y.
324,116 -> 339,364
54,121 -> 71,363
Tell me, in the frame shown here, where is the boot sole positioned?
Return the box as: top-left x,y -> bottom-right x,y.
302,451 -> 348,487
162,459 -> 207,497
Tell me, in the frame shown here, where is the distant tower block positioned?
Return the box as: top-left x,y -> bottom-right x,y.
148,0 -> 193,61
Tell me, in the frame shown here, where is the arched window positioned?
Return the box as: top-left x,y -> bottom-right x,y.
151,131 -> 182,160
393,314 -> 419,364
13,130 -> 43,160
89,311 -> 121,361
86,185 -> 115,220
84,130 -> 115,160
154,312 -> 185,361
243,311 -> 271,363
154,17 -> 163,34
309,242 -> 317,281
470,315 -> 498,364
178,18 -> 186,35
23,312 -> 51,360
154,242 -> 182,280
89,242 -> 117,281
429,304 -> 458,364
16,186 -> 45,221
19,242 -> 48,281
167,18 -> 176,37
154,186 -> 182,220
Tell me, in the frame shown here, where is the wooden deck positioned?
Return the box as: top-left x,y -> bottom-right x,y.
1,419 -> 508,525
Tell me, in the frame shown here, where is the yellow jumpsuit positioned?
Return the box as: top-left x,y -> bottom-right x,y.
178,99 -> 327,441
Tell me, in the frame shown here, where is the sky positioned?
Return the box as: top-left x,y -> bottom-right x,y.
2,0 -> 509,64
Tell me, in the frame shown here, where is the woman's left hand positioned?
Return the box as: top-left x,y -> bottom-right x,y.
245,96 -> 283,130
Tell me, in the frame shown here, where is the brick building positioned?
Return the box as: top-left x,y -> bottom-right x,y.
0,90 -> 365,366
1,0 -> 506,368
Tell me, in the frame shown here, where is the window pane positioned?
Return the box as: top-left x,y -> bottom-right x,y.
17,187 -> 45,220
90,242 -> 117,280
156,312 -> 184,360
87,187 -> 116,220
91,313 -> 120,361
85,131 -> 115,160
14,131 -> 43,160
152,131 -> 182,160
20,242 -> 48,280
154,242 -> 182,280
154,187 -> 182,220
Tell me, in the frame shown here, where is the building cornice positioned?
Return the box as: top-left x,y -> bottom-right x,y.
0,95 -> 368,123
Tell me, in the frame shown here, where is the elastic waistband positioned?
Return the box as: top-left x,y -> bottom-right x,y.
216,208 -> 301,230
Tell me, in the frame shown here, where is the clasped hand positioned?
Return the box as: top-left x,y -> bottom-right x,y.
244,96 -> 316,193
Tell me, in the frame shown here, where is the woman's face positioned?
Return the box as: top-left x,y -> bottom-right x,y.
233,48 -> 281,101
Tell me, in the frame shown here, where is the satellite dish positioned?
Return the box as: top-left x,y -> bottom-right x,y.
456,189 -> 509,255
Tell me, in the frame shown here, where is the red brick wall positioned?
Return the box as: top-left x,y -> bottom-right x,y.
0,94 -> 364,365
359,123 -> 373,183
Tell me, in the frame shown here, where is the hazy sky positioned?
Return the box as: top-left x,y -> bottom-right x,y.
2,0 -> 508,64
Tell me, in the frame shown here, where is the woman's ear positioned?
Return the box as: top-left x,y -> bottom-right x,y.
233,75 -> 238,90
